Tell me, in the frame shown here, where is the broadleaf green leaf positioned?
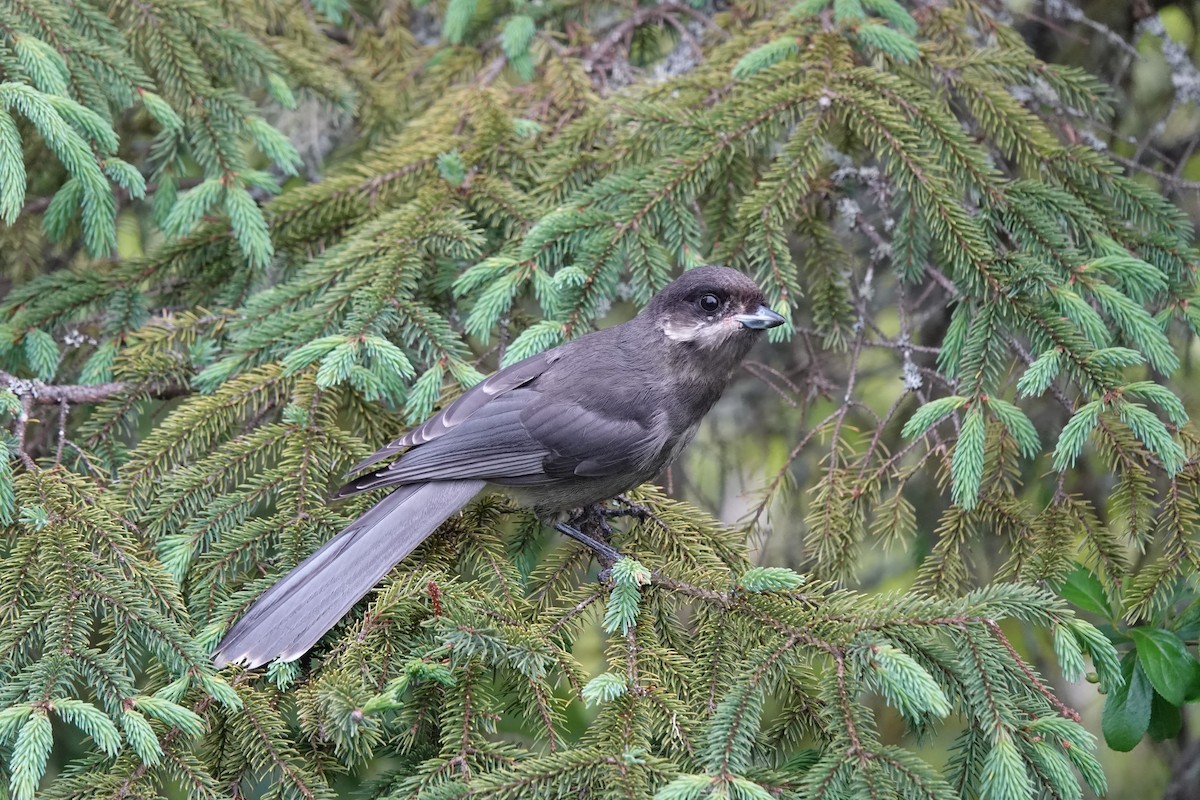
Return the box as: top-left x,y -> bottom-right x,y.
1128,627 -> 1200,706
1101,653 -> 1152,752
1147,690 -> 1182,741
1055,564 -> 1110,618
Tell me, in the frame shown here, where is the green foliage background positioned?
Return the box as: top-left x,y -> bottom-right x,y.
2,0 -> 1200,797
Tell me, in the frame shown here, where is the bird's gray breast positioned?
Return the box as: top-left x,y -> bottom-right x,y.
662,419 -> 701,467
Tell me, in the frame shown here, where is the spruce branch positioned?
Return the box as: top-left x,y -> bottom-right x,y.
2,0 -> 1196,793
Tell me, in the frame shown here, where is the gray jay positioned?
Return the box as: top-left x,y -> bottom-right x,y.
213,266 -> 785,668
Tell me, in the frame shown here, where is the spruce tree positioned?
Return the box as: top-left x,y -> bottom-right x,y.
1,0 -> 1197,797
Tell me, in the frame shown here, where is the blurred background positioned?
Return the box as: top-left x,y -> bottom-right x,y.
664,3 -> 1200,796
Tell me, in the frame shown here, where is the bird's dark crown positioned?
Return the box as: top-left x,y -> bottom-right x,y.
645,265 -> 766,317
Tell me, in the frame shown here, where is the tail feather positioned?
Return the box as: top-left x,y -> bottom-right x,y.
212,480 -> 484,668
332,464 -> 394,499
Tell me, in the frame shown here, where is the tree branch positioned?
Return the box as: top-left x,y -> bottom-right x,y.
0,369 -> 187,405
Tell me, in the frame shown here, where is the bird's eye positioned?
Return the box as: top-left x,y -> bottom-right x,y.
697,293 -> 720,313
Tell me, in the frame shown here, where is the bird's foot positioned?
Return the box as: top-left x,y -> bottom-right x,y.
598,495 -> 659,525
571,505 -> 615,539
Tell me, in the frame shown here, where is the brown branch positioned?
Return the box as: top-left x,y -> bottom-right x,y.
479,55 -> 507,88
547,590 -> 604,635
984,619 -> 1081,722
55,398 -> 67,466
650,570 -> 729,605
13,394 -> 35,470
0,369 -> 187,405
581,2 -> 697,75
741,360 -> 800,408
3,369 -> 187,466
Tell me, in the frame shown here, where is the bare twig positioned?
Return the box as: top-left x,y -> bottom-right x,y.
479,55 -> 507,88
741,360 -> 800,407
581,2 -> 704,76
0,369 -> 186,406
55,399 -> 67,466
2,370 -> 186,465
13,394 -> 35,470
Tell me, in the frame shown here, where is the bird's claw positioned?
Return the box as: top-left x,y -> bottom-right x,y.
571,505 -> 615,538
597,496 -> 656,524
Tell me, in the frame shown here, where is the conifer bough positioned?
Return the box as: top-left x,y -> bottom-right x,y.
0,0 -> 1191,796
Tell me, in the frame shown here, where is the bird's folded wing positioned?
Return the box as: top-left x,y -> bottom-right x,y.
523,396 -> 663,478
338,390 -> 661,495
347,349 -> 562,475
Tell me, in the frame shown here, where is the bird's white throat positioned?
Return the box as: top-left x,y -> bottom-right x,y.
658,316 -> 740,347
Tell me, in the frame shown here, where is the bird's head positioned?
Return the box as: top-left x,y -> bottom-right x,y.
645,266 -> 786,352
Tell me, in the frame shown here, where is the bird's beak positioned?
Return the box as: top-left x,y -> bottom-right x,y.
735,305 -> 787,330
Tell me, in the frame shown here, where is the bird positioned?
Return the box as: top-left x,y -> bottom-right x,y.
212,266 -> 785,668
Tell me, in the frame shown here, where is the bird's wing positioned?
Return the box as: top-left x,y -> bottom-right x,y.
336,388 -> 663,495
524,396 -> 664,479
347,349 -> 563,475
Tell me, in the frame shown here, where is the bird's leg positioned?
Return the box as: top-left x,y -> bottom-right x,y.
581,504 -> 615,538
565,504 -> 616,540
554,522 -> 623,566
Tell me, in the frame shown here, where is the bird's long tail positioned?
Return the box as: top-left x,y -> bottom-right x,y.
212,480 -> 485,668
